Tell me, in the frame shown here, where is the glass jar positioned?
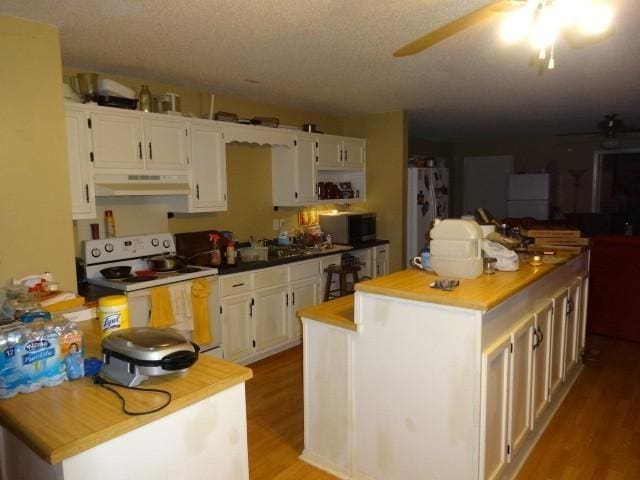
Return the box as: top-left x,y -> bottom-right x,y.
138,85 -> 152,112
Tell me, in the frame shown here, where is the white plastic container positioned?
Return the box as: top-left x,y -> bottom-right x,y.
429,219 -> 483,279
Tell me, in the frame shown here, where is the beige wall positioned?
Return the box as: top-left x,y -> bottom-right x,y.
344,112 -> 407,273
0,15 -> 76,290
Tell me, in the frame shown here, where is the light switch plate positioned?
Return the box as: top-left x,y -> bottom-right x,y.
272,219 -> 280,231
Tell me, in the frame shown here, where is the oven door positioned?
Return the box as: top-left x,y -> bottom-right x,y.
125,277 -> 223,354
348,214 -> 376,243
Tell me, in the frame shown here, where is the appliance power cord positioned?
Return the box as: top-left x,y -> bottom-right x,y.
93,375 -> 172,416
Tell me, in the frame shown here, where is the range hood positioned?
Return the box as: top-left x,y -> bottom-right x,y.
93,174 -> 192,196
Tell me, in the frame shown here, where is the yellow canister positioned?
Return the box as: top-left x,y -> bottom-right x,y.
98,295 -> 130,338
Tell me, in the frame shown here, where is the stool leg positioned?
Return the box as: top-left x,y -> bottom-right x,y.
353,271 -> 360,285
339,272 -> 347,297
324,272 -> 332,302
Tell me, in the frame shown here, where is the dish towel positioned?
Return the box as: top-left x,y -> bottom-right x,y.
168,282 -> 194,332
191,278 -> 212,346
149,286 -> 175,328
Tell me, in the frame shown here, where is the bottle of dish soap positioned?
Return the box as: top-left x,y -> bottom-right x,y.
277,225 -> 289,246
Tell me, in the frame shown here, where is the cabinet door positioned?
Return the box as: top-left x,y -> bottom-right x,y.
531,301 -> 553,429
65,108 -> 95,219
190,123 -> 227,210
253,286 -> 289,353
350,248 -> 373,282
290,278 -> 320,339
374,245 -> 389,278
578,276 -> 589,356
295,136 -> 317,202
221,294 -> 254,361
316,135 -> 343,168
564,278 -> 582,377
549,290 -> 568,399
342,137 -> 365,168
480,336 -> 511,480
508,316 -> 534,458
143,116 -> 189,172
90,111 -> 144,170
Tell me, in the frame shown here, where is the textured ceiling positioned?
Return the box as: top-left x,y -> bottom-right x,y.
2,0 -> 639,141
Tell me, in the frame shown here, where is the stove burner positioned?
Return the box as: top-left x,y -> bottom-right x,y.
176,267 -> 202,273
122,275 -> 158,283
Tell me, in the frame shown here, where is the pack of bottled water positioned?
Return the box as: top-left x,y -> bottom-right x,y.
0,317 -> 84,399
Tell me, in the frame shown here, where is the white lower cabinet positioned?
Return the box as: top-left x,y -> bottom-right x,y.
563,278 -> 582,378
253,285 -> 289,353
549,288 -> 568,398
531,301 -> 553,429
221,293 -> 254,361
481,336 -> 511,480
220,246 -> 388,364
289,277 -> 321,340
508,316 -> 534,459
374,244 -> 389,277
578,276 -> 589,356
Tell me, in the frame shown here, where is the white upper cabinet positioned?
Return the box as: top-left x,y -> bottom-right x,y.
342,137 -> 366,168
143,116 -> 189,171
88,108 -> 189,175
167,120 -> 228,212
90,110 -> 144,171
65,107 -> 96,219
316,134 -> 344,168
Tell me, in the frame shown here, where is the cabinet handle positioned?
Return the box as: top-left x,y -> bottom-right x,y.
138,142 -> 143,159
231,282 -> 245,288
344,149 -> 348,162
537,327 -> 544,347
566,299 -> 573,315
148,142 -> 153,159
224,193 -> 227,201
286,293 -> 289,306
340,149 -> 343,162
292,291 -> 295,305
196,184 -> 200,199
85,184 -> 90,203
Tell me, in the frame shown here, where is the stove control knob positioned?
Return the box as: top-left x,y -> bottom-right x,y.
104,243 -> 114,253
151,238 -> 159,247
91,248 -> 101,258
162,240 -> 171,248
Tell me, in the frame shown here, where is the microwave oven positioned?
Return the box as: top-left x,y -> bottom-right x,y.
319,212 -> 376,245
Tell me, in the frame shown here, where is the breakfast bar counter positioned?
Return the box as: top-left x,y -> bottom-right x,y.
299,252 -> 590,480
0,319 -> 253,480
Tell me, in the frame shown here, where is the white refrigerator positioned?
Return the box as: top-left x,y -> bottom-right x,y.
506,173 -> 550,220
406,167 -> 449,266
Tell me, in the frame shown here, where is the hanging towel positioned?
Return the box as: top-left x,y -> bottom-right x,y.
168,282 -> 194,332
149,286 -> 175,328
191,278 -> 212,346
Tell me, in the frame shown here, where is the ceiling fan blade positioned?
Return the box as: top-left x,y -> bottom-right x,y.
393,1 -> 517,57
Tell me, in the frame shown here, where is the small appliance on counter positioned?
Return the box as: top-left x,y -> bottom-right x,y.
429,219 -> 483,279
319,212 -> 376,245
100,327 -> 199,387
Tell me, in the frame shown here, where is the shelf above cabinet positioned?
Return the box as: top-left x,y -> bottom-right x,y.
222,124 -> 294,147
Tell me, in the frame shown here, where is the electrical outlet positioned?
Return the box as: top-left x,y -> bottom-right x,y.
272,219 -> 280,231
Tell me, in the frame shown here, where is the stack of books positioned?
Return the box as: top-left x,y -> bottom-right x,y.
522,226 -> 589,254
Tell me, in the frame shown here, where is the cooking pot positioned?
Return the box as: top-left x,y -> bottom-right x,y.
147,255 -> 187,272
100,266 -> 132,279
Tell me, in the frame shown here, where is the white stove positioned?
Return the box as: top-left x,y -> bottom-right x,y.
84,233 -> 222,357
84,233 -> 218,292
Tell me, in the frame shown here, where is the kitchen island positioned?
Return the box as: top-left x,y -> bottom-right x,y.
299,252 -> 589,480
0,319 -> 253,480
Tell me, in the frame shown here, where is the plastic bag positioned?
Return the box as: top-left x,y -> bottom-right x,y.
481,240 -> 519,271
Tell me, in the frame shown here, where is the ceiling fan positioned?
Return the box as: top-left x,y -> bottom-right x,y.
393,0 -> 614,66
557,114 -> 640,147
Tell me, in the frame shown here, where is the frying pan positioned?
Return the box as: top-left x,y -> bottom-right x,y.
100,266 -> 132,279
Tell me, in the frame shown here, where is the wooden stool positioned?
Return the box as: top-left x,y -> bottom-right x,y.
324,264 -> 361,301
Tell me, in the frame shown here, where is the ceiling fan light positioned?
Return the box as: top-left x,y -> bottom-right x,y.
577,1 -> 613,35
529,9 -> 560,50
553,0 -> 583,28
500,7 -> 532,44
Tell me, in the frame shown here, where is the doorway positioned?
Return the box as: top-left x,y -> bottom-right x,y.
592,149 -> 640,234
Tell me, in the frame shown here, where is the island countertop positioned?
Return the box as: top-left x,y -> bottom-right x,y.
355,255 -> 586,311
0,319 -> 252,465
297,295 -> 356,331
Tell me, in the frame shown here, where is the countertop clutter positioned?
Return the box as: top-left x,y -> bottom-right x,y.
0,319 -> 252,465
